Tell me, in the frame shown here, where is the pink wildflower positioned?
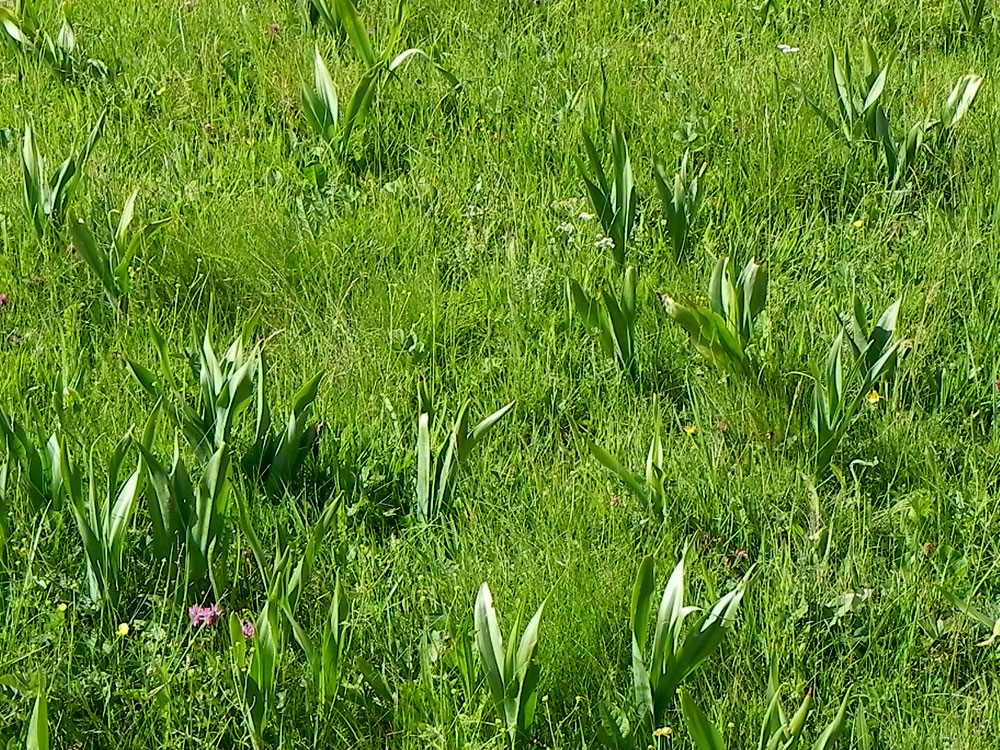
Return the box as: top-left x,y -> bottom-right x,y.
188,602 -> 223,628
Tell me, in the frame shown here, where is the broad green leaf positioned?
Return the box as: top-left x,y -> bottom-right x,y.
630,556 -> 654,644
668,579 -> 747,692
516,601 -> 545,680
783,691 -> 812,750
651,554 -> 685,678
387,47 -> 460,89
474,583 -> 507,726
586,437 -> 647,501
862,68 -> 886,112
943,74 -> 983,129
415,412 -> 430,521
941,587 -> 995,630
568,279 -> 600,330
27,691 -> 48,750
340,66 -> 380,150
0,9 -> 31,46
313,46 -> 338,129
621,265 -> 637,323
597,702 -> 632,750
335,0 -> 376,66
469,401 -> 515,449
630,637 -> 654,736
852,704 -> 872,750
680,689 -> 726,750
228,612 -> 247,670
813,693 -> 850,750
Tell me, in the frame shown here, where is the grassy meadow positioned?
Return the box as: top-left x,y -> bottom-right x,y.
1,0 -> 1000,747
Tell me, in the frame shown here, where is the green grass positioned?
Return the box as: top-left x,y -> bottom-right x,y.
1,0 -> 1000,747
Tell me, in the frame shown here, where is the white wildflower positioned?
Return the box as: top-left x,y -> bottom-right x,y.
594,235 -> 615,251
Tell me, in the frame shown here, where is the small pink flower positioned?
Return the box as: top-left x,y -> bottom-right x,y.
188,602 -> 223,628
242,621 -> 255,638
0,294 -> 9,308
268,23 -> 280,34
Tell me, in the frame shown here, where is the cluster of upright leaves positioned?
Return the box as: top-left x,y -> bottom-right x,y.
128,321 -> 257,463
678,661 -> 850,750
229,595 -> 282,750
414,380 -> 515,523
577,124 -> 637,267
799,42 -> 888,145
236,494 -> 338,632
243,357 -> 324,499
797,40 -> 982,187
68,191 -> 171,310
877,74 -> 980,187
286,572 -> 350,708
474,583 -> 545,750
0,406 -> 62,515
654,151 -> 707,262
128,320 -> 322,495
0,0 -> 38,45
598,552 -> 750,748
232,501 -> 393,742
20,114 -> 104,240
228,500 -> 338,746
57,418 -> 153,608
568,266 -> 639,380
140,432 -> 234,602
306,0 -> 342,33
957,0 -> 989,35
660,256 -> 768,380
0,1 -> 107,80
812,298 -> 902,476
571,121 -> 714,379
302,0 -> 459,153
586,412 -> 666,523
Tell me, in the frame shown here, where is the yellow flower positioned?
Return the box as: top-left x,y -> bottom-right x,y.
866,389 -> 881,405
852,218 -> 865,229
654,726 -> 674,738
57,603 -> 68,613
683,425 -> 698,436
117,622 -> 130,637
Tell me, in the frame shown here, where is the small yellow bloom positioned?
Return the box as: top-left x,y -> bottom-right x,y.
683,425 -> 698,436
57,603 -> 68,613
852,218 -> 865,229
866,389 -> 881,405
654,726 -> 673,738
117,622 -> 130,637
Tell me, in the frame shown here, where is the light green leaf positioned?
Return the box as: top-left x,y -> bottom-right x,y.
680,689 -> 726,750
27,691 -> 48,750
